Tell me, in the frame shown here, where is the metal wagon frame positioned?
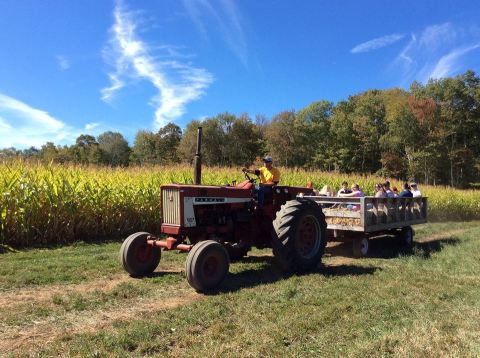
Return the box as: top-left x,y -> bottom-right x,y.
303,196 -> 428,257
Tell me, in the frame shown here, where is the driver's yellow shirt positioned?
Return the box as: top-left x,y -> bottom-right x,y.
259,166 -> 280,184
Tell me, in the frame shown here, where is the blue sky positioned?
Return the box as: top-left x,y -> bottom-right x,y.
1,0 -> 479,149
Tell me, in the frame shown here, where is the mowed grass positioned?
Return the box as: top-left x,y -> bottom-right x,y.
1,221 -> 479,357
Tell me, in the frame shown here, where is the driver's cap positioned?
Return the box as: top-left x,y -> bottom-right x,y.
263,155 -> 273,163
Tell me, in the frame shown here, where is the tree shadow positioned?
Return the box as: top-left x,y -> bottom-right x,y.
206,255 -> 378,294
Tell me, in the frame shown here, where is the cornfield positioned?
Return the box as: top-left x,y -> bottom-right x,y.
1,161 -> 479,247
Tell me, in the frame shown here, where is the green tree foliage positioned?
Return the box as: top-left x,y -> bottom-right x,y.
178,114 -> 262,167
297,100 -> 333,170
266,110 -> 307,167
178,120 -> 202,164
329,100 -> 358,172
40,142 -> 60,163
98,131 -> 131,166
410,71 -> 480,187
131,123 -> 182,165
3,70 -> 480,188
131,130 -> 157,165
156,123 -> 182,164
227,114 -> 262,166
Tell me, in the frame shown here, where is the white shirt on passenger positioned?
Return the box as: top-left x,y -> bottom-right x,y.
412,189 -> 422,197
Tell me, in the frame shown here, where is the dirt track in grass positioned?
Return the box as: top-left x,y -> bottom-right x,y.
0,228 -> 467,356
0,271 -> 200,356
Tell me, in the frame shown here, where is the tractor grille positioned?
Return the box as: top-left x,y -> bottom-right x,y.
162,188 -> 181,225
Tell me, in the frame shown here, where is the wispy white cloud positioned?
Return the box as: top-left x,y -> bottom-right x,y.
85,122 -> 101,131
351,33 -> 405,54
0,93 -> 81,148
429,44 -> 480,79
56,55 -> 70,71
101,1 -> 214,129
182,0 -> 249,67
391,22 -> 480,84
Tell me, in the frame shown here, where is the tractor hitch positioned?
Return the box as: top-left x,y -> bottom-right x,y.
147,236 -> 192,252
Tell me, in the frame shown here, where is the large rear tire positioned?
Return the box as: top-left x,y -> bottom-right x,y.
120,232 -> 161,277
186,240 -> 230,293
272,199 -> 327,272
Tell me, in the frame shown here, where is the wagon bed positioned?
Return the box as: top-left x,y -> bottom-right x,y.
303,196 -> 428,257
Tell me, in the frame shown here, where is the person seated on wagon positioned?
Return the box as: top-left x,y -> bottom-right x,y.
410,182 -> 422,197
383,181 -> 395,198
306,181 -> 320,196
337,181 -> 352,196
338,183 -> 364,197
319,185 -> 334,197
375,183 -> 387,198
338,183 -> 364,210
392,186 -> 399,197
399,182 -> 413,197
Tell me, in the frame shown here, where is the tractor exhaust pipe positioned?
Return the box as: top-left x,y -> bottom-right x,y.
194,127 -> 202,185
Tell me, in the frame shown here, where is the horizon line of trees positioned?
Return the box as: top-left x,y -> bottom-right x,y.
2,70 -> 480,188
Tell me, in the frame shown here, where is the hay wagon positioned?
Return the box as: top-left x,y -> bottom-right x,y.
303,196 -> 428,257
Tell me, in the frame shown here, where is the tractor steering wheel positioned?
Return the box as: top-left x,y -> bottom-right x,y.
242,168 -> 257,184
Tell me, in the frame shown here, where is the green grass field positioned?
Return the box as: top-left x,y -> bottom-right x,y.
1,221 -> 479,357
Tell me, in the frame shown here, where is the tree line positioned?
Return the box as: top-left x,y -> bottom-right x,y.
2,70 -> 480,188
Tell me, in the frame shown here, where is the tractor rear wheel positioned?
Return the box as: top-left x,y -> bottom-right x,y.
120,232 -> 161,277
185,240 -> 230,292
272,199 -> 327,272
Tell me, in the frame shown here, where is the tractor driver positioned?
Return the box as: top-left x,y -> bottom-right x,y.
243,155 -> 280,208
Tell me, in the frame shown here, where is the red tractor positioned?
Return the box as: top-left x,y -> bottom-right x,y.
120,128 -> 327,292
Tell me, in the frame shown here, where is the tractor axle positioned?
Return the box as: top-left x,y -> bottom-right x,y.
147,236 -> 192,252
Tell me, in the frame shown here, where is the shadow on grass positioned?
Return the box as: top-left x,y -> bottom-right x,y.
412,237 -> 461,259
326,235 -> 461,260
142,271 -> 181,279
209,255 -> 378,294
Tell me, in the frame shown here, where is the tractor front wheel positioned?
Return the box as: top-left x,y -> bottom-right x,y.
272,199 -> 327,272
120,232 -> 161,277
186,240 -> 230,293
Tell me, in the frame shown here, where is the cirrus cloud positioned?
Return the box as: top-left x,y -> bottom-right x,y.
101,1 -> 214,129
351,33 -> 405,54
391,22 -> 480,84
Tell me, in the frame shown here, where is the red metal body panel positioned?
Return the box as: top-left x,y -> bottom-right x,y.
160,182 -> 313,249
161,184 -> 253,198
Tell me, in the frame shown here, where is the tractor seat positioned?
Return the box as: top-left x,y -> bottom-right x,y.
235,180 -> 254,190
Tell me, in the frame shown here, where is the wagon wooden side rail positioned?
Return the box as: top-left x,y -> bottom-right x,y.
301,196 -> 428,257
303,196 -> 427,232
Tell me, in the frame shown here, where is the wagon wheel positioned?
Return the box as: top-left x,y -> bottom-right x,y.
352,237 -> 369,258
120,232 -> 161,277
400,226 -> 414,250
272,199 -> 327,272
185,240 -> 230,292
